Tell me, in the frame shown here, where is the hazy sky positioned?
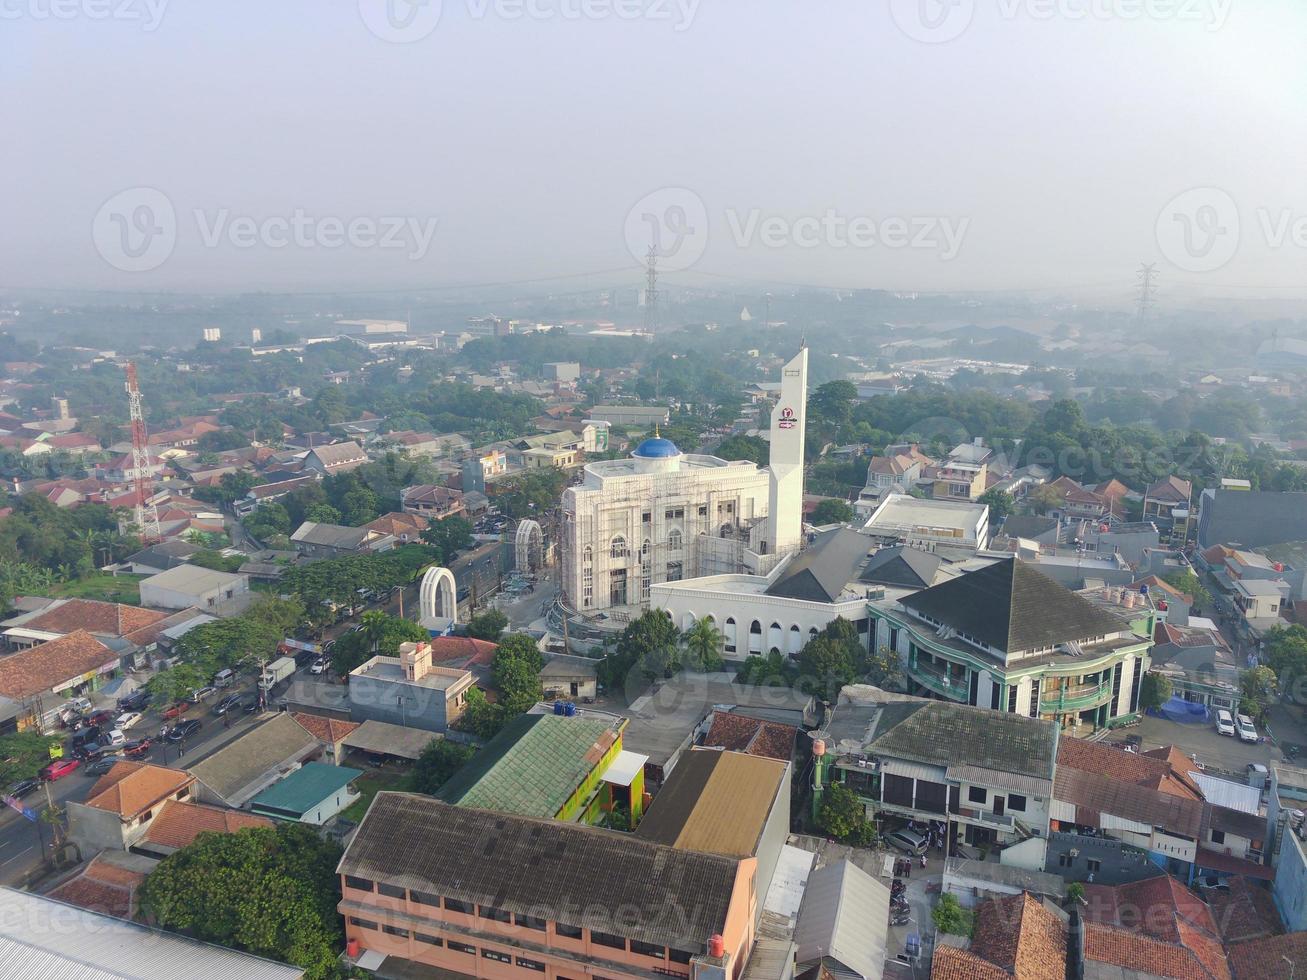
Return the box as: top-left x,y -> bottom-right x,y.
3,0 -> 1305,298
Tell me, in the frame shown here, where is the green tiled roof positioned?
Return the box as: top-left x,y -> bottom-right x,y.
250,762 -> 362,817
437,714 -> 619,818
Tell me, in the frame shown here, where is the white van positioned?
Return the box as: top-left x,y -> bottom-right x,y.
1216,709 -> 1235,737
213,668 -> 236,689
1236,714 -> 1259,743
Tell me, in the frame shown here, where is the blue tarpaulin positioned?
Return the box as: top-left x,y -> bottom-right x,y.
1147,697 -> 1210,724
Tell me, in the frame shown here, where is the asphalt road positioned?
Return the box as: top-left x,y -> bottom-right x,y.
0,675 -> 272,887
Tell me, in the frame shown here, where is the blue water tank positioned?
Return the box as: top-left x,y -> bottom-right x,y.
553,701 -> 566,716
564,701 -> 577,717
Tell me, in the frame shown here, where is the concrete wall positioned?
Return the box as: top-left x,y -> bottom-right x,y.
348,676 -> 451,734
1274,831 -> 1307,931
753,763 -> 792,927
67,802 -> 126,852
140,574 -> 249,611
1044,831 -> 1162,886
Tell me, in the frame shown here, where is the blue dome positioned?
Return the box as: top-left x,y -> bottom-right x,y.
633,437 -> 681,458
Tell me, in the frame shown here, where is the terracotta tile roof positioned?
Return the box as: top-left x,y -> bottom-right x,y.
85,761 -> 194,819
291,712 -> 361,744
363,511 -> 429,538
24,598 -> 168,637
426,635 -> 499,667
0,630 -> 117,699
969,893 -> 1066,980
1227,931 -> 1307,980
701,712 -> 797,762
1082,876 -> 1228,980
1204,877 -> 1283,944
46,855 -> 145,919
930,944 -> 1013,979
1059,738 -> 1202,800
143,799 -> 273,850
1085,921 -> 1225,979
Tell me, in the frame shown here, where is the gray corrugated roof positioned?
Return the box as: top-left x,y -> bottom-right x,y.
290,521 -> 371,548
141,563 -> 244,592
339,792 -> 737,951
0,887 -> 302,979
857,545 -> 943,588
899,557 -> 1128,654
188,714 -> 318,803
766,529 -> 873,603
793,860 -> 889,980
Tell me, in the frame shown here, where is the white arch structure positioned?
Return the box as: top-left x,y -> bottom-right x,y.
515,519 -> 544,572
419,565 -> 458,629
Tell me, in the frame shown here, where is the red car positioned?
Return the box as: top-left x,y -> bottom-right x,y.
162,702 -> 191,720
122,737 -> 153,758
40,758 -> 81,781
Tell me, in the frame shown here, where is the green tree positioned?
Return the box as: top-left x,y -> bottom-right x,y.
1161,570 -> 1212,611
1239,666 -> 1278,724
412,739 -> 476,795
978,488 -> 1015,520
682,616 -> 725,671
862,645 -> 905,691
146,663 -> 208,705
735,649 -> 795,687
1261,625 -> 1307,690
138,823 -> 343,978
714,433 -> 768,465
494,469 -> 568,520
602,610 -> 682,690
1026,483 -> 1065,515
816,782 -> 868,841
809,498 -> 855,525
422,516 -> 474,564
303,503 -> 343,525
492,633 -> 545,716
797,636 -> 856,697
457,685 -> 506,738
466,609 -> 508,642
932,893 -> 972,936
330,614 -> 428,676
1138,672 -> 1172,712
0,732 -> 63,785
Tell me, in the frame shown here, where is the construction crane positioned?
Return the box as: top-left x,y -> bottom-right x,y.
124,362 -> 160,543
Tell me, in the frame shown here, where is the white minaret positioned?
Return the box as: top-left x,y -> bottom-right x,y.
766,346 -> 808,556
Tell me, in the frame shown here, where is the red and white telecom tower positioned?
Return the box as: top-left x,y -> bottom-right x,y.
124,362 -> 161,543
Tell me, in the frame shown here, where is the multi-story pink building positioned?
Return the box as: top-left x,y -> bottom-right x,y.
338,793 -> 757,980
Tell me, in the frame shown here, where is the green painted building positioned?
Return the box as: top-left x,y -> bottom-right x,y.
869,558 -> 1154,732
437,712 -> 645,825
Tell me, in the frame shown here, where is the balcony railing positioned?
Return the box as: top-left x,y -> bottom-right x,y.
957,806 -> 1016,830
908,660 -> 969,701
1039,681 -> 1113,713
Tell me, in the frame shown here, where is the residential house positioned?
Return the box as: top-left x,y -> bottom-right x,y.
1,598 -> 168,652
860,452 -> 923,500
45,431 -> 102,456
95,451 -> 165,484
1144,475 -> 1193,525
233,475 -> 320,518
539,654 -> 599,701
304,441 -> 368,476
290,520 -> 394,558
700,712 -> 797,763
363,511 -> 429,546
138,564 -> 250,613
379,430 -> 469,458
791,860 -> 889,980
868,557 -> 1154,730
291,712 -> 361,764
347,641 -> 476,734
188,713 -> 320,809
137,800 -> 273,857
814,690 -> 1058,856
932,458 -> 988,502
248,762 -> 362,825
1148,622 -> 1240,713
337,792 -> 758,980
400,484 -> 466,520
66,761 -> 196,852
122,539 -> 201,575
0,631 -> 119,732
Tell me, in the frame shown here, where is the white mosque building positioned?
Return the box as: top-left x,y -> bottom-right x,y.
560,347 -> 809,614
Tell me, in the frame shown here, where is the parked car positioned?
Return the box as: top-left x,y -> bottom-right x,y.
189,686 -> 216,703
115,711 -> 143,731
7,778 -> 39,799
241,698 -> 260,714
86,709 -> 115,727
212,694 -> 243,715
213,668 -> 236,689
117,690 -> 150,712
167,719 -> 202,742
1237,714 -> 1259,743
70,725 -> 102,749
309,658 -> 328,675
105,729 -> 127,747
122,737 -> 153,759
1216,709 -> 1236,736
40,758 -> 81,781
72,741 -> 111,761
83,756 -> 122,776
162,702 -> 191,720
887,829 -> 929,856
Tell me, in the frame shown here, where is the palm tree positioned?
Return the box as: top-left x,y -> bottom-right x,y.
360,610 -> 390,655
682,616 -> 724,671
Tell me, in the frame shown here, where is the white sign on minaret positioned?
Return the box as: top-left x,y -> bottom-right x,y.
767,346 -> 808,556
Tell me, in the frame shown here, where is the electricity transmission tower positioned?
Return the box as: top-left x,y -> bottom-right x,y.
1135,263 -> 1158,320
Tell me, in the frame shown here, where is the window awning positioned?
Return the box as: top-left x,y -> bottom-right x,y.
602,750 -> 649,787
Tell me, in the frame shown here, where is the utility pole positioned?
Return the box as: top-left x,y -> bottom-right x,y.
1135,263 -> 1158,321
